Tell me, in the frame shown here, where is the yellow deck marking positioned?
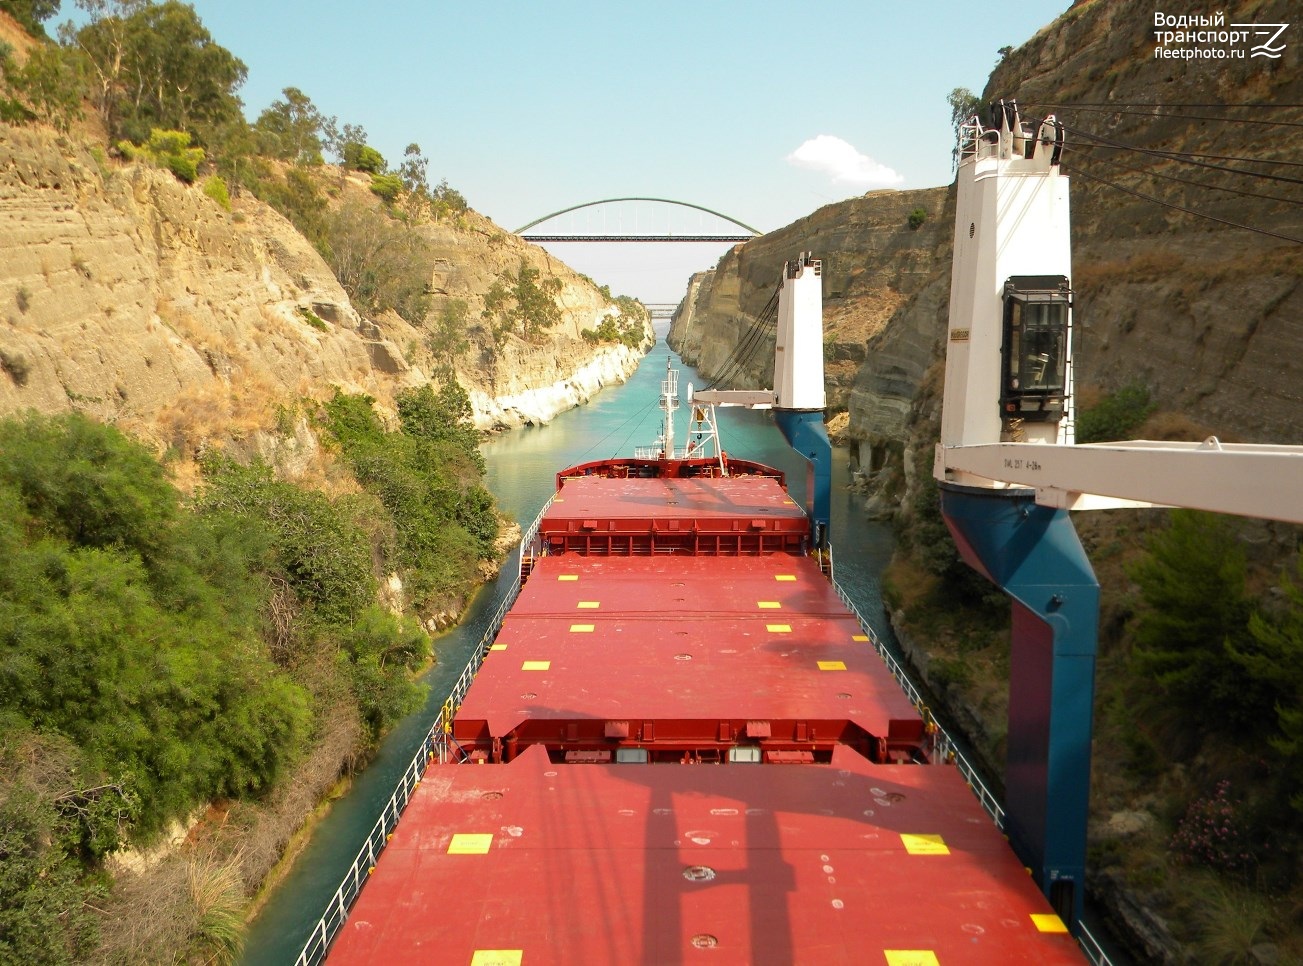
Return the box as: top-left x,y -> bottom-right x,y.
490,644 -> 508,651
558,574 -> 579,581
775,574 -> 797,582
757,601 -> 781,609
471,951 -> 523,966
577,601 -> 600,609
852,634 -> 870,642
570,624 -> 594,633
448,833 -> 493,854
767,624 -> 792,633
900,833 -> 950,855
522,660 -> 550,671
1031,913 -> 1069,933
884,952 -> 939,966
818,660 -> 847,671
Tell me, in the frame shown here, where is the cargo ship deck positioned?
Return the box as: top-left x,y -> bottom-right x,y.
325,465 -> 1083,964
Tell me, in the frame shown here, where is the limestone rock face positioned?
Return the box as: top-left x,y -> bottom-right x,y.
0,126 -> 410,450
423,212 -> 653,429
0,125 -> 650,454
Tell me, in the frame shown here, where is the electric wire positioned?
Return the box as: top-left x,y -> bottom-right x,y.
1038,101 -> 1303,109
1060,144 -> 1303,210
703,282 -> 781,390
1056,121 -> 1303,186
708,312 -> 773,390
714,286 -> 779,384
1037,103 -> 1303,130
1060,163 -> 1303,245
1066,142 -> 1303,170
569,378 -> 665,462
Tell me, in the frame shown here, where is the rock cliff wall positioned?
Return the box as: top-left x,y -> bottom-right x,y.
419,211 -> 652,430
0,125 -> 650,462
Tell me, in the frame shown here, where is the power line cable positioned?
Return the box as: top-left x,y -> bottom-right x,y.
1038,103 -> 1303,129
1066,140 -> 1303,170
1055,121 -> 1303,187
704,282 -> 781,390
1061,145 -> 1303,209
1039,101 -> 1303,109
1060,163 -> 1303,245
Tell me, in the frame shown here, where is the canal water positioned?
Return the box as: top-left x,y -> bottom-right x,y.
240,338 -> 901,963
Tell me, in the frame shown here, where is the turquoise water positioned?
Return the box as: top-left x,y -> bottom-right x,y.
239,339 -> 900,963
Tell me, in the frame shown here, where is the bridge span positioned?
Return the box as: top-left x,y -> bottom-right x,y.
516,197 -> 760,244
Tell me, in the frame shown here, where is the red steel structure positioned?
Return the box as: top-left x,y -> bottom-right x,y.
325,455 -> 1085,965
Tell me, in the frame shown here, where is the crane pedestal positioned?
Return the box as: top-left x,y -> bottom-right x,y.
939,482 -> 1099,930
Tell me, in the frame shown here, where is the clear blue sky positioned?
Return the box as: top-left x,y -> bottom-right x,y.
174,0 -> 1072,302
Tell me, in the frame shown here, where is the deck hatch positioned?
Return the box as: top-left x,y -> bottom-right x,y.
604,720 -> 630,738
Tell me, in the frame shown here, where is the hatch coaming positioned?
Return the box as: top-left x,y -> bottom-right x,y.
540,473 -> 810,557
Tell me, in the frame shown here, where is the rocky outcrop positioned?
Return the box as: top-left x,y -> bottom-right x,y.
419,211 -> 653,430
0,125 -> 650,459
468,340 -> 649,430
0,125 -> 408,454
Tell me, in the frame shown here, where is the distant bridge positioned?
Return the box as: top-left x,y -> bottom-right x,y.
516,197 -> 760,243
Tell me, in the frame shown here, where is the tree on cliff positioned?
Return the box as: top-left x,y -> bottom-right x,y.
253,85 -> 326,165
482,259 -> 563,341
64,0 -> 246,145
0,0 -> 62,37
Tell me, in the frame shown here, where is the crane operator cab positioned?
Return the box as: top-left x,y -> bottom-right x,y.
1001,275 -> 1071,429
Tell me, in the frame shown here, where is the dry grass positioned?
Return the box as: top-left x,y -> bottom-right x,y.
1136,410 -> 1219,442
153,375 -> 283,451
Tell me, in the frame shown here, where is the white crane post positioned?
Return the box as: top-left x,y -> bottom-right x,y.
940,105 -> 1073,486
774,253 -> 826,411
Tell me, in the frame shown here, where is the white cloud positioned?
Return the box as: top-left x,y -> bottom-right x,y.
785,135 -> 904,188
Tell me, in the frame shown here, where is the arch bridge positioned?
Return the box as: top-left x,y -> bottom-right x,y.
515,197 -> 760,243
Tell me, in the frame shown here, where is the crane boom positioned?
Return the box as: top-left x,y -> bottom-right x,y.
938,439 -> 1303,524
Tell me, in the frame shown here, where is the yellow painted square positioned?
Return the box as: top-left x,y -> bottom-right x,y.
775,574 -> 797,582
577,601 -> 600,609
558,574 -> 579,581
757,601 -> 781,609
767,624 -> 792,633
522,660 -> 550,671
570,624 -> 594,633
471,951 -> 523,966
448,833 -> 493,854
818,660 -> 847,671
1031,913 -> 1068,933
884,952 -> 939,966
852,634 -> 870,642
900,833 -> 950,855
490,644 -> 508,651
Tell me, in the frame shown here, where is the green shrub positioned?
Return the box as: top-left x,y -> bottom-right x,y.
349,144 -> 386,174
0,414 -> 313,835
322,387 -> 496,613
908,208 -> 927,229
369,172 -> 403,203
1075,383 -> 1155,443
118,129 -> 206,184
296,305 -> 327,330
202,175 -> 231,211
